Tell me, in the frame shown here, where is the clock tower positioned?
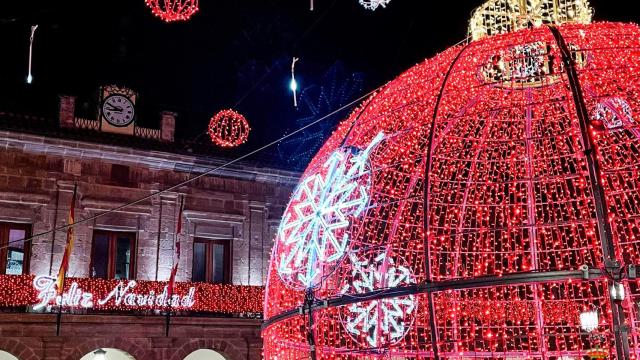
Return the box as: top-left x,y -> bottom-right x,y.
99,85 -> 137,135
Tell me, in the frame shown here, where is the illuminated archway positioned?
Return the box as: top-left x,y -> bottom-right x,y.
183,349 -> 227,360
79,348 -> 135,360
0,350 -> 18,360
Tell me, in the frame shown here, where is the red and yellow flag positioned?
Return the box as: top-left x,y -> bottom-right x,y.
56,185 -> 77,294
168,196 -> 185,300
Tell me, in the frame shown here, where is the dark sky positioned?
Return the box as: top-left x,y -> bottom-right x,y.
0,0 -> 637,167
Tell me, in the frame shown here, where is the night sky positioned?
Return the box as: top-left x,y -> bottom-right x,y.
0,0 -> 637,168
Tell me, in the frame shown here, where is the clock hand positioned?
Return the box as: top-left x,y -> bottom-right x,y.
105,104 -> 123,112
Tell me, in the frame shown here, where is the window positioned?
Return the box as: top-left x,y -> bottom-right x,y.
192,239 -> 230,284
0,223 -> 31,275
90,231 -> 136,280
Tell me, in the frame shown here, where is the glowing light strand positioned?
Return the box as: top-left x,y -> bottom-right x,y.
358,0 -> 391,11
207,109 -> 251,148
276,132 -> 385,289
340,252 -> 417,348
0,274 -> 262,315
144,0 -> 199,22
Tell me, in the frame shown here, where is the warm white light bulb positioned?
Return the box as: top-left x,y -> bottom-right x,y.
27,74 -> 33,84
580,310 -> 598,332
610,282 -> 625,301
290,78 -> 298,92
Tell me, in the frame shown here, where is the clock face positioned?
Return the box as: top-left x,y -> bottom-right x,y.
102,95 -> 135,127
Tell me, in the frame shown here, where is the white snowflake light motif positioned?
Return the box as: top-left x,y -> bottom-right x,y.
592,97 -> 635,129
359,0 -> 391,11
341,252 -> 417,348
275,132 -> 385,289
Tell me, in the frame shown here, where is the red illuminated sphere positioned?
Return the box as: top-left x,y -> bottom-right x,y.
145,0 -> 199,22
263,6 -> 640,360
207,109 -> 250,148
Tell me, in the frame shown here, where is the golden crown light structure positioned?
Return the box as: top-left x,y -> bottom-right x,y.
263,0 -> 640,358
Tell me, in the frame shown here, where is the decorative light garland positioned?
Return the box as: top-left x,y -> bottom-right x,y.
0,274 -> 263,315
208,109 -> 251,148
263,21 -> 640,360
144,0 -> 199,23
358,0 -> 391,11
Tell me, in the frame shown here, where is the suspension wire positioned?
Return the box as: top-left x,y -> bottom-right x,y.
0,87 -> 380,252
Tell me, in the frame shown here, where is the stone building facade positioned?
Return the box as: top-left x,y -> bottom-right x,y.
0,96 -> 299,360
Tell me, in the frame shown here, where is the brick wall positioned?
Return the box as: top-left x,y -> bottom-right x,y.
0,313 -> 262,360
0,130 -> 298,285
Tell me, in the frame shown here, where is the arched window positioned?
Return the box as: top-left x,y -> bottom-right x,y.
80,348 -> 136,360
0,350 -> 19,360
184,349 -> 226,360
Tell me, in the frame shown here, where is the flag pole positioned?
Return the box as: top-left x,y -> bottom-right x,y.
166,195 -> 184,337
56,305 -> 62,336
56,183 -> 77,336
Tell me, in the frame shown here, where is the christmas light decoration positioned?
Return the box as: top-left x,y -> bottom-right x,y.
0,274 -> 263,315
359,0 -> 391,11
32,275 -> 196,310
144,0 -> 199,23
592,97 -> 635,130
277,61 -> 365,170
207,109 -> 251,148
291,57 -> 299,107
275,132 -> 384,289
580,310 -> 599,332
26,25 -> 38,84
340,252 -> 416,348
263,0 -> 640,358
469,0 -> 593,40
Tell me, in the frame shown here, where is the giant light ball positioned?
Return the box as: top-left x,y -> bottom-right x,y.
263,1 -> 640,358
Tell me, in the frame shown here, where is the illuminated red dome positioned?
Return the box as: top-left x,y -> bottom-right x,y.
263,12 -> 640,360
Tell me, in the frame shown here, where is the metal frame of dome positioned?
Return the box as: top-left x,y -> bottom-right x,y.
263,3 -> 640,359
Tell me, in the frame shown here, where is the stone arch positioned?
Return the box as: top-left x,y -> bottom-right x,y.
0,339 -> 39,360
169,339 -> 243,360
0,350 -> 19,360
183,349 -> 226,360
63,338 -> 145,360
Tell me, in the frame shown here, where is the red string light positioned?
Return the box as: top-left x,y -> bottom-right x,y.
263,21 -> 640,359
144,0 -> 199,23
0,274 -> 263,315
208,109 -> 251,148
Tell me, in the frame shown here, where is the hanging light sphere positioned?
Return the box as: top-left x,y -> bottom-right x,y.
144,0 -> 199,23
263,0 -> 640,358
207,109 -> 250,148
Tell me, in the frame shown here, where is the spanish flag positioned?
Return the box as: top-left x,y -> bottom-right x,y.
56,184 -> 77,295
168,196 -> 185,300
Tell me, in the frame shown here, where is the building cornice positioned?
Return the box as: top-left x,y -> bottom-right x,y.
0,130 -> 301,186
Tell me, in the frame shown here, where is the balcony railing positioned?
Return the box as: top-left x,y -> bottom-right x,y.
134,126 -> 162,140
74,117 -> 100,131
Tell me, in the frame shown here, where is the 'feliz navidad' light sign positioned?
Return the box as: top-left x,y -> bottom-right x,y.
32,275 -> 196,311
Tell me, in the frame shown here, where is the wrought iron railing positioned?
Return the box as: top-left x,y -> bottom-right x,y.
74,117 -> 100,131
